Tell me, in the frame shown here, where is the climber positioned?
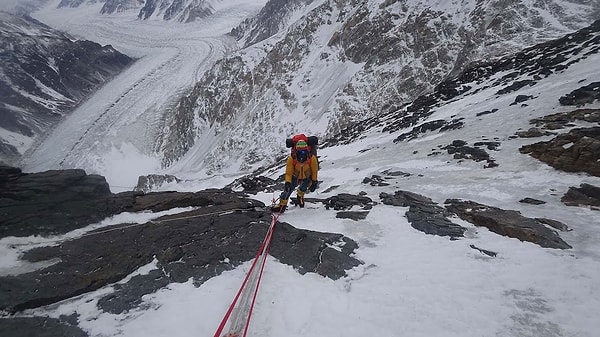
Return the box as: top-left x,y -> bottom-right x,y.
271,135 -> 318,213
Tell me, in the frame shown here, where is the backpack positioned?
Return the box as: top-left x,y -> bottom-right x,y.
286,134 -> 318,162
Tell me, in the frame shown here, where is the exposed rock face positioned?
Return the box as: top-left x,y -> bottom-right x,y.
561,183 -> 600,208
559,82 -> 600,106
231,0 -> 314,47
326,19 -> 600,149
137,0 -> 215,22
1,165 -> 114,238
380,190 -> 467,239
0,317 -> 87,337
0,12 -> 133,165
100,0 -> 141,14
528,108 -> 600,131
519,127 -> 600,177
134,173 -> 182,192
0,166 -> 361,318
441,139 -> 498,168
445,199 -> 572,249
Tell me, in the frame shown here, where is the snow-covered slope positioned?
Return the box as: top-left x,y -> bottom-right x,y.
123,20 -> 600,336
0,11 -> 132,165
3,1 -> 600,336
160,0 -> 599,175
3,21 -> 600,337
21,0 -> 267,187
14,0 -> 598,187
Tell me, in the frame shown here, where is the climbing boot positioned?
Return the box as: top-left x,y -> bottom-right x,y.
271,199 -> 288,213
297,195 -> 305,208
271,204 -> 287,213
297,190 -> 305,208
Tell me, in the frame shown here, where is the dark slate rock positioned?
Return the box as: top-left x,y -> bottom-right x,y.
270,222 -> 361,280
382,169 -> 411,177
393,118 -> 464,143
0,166 -> 362,315
515,127 -> 554,138
473,141 -> 501,150
469,244 -> 497,257
445,199 -> 572,249
0,166 -> 115,238
336,211 -> 370,220
496,79 -> 536,95
444,142 -> 489,161
536,218 -> 570,232
362,169 -> 411,187
442,141 -> 497,167
226,175 -> 280,194
519,127 -> 600,176
0,317 -> 87,337
561,183 -> 600,207
97,269 -> 170,314
519,197 -> 546,205
380,190 -> 466,239
362,175 -> 390,186
559,81 -> 600,106
510,94 -> 534,105
529,108 -> 600,131
476,108 -> 498,117
323,193 -> 374,210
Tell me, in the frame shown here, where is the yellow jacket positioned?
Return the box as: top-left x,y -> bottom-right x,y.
285,155 -> 318,182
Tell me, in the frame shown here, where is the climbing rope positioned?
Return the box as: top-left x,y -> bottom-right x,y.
213,212 -> 280,337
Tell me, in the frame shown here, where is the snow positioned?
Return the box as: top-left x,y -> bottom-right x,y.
5,1 -> 600,337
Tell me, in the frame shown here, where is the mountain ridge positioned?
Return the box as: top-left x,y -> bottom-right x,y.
0,11 -> 133,166
158,0 -> 600,175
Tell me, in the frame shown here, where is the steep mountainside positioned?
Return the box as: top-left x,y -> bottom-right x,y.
56,0 -> 227,23
0,12 -> 133,165
158,0 -> 600,174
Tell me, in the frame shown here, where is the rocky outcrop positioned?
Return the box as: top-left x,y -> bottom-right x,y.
0,166 -> 362,317
327,20 -> 600,149
137,0 -> 215,22
0,13 -> 133,165
100,0 -> 141,14
159,3 -> 600,172
559,82 -> 600,106
528,108 -> 600,131
519,127 -> 600,177
0,317 -> 87,337
441,140 -> 499,168
561,183 -> 600,208
445,199 -> 571,249
380,190 -> 467,239
134,174 -> 182,192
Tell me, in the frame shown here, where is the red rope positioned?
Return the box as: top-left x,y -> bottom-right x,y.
213,213 -> 279,337
242,215 -> 277,337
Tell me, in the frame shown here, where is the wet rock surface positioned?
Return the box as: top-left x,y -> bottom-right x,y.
0,166 -> 362,335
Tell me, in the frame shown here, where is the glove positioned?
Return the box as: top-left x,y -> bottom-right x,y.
284,182 -> 292,192
309,180 -> 318,192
